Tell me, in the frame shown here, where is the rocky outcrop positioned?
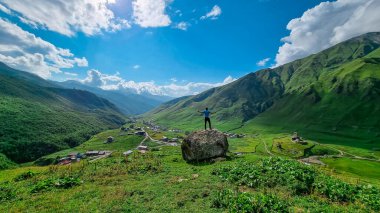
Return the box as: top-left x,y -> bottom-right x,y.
181,130 -> 229,162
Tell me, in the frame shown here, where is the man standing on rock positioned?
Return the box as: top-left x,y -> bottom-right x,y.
198,107 -> 212,130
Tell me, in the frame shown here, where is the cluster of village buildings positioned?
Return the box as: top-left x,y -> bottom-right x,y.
57,150 -> 112,165
142,120 -> 183,134
120,126 -> 146,136
224,132 -> 246,138
123,145 -> 148,156
57,120 -> 252,166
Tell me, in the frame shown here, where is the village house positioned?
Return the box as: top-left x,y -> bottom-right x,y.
169,138 -> 179,143
291,132 -> 307,144
106,136 -> 114,143
135,131 -> 146,136
137,146 -> 148,151
86,150 -> 99,156
58,157 -> 71,165
57,152 -> 84,165
137,146 -> 148,154
169,129 -> 182,133
121,126 -> 129,131
223,132 -> 246,138
68,152 -> 78,159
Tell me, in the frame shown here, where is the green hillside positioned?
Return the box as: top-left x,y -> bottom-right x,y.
146,32 -> 380,141
0,63 -> 126,163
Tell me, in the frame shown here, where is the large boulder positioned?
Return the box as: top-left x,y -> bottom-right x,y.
181,130 -> 229,162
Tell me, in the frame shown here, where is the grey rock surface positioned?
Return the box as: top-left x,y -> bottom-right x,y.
181,130 -> 229,162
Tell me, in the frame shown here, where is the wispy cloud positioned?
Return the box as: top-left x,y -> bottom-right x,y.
79,69 -> 237,97
133,64 -> 141,69
0,3 -> 11,14
256,58 -> 271,67
201,5 -> 222,20
174,22 -> 190,31
64,72 -> 78,76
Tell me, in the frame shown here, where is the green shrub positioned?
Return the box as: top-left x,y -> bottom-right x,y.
31,176 -> 81,193
313,175 -> 357,202
213,189 -> 289,212
14,171 -> 36,181
357,185 -> 380,211
212,157 -> 380,211
212,157 -> 316,195
304,146 -> 339,157
124,152 -> 163,174
0,182 -> 16,202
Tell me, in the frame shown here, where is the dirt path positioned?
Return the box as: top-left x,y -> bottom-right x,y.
257,135 -> 274,156
89,152 -> 112,162
139,133 -> 149,146
298,156 -> 325,165
298,142 -> 380,166
316,142 -> 380,162
257,133 -> 380,164
141,128 -> 179,147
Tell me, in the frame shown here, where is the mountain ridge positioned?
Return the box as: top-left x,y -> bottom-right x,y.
0,63 -> 126,163
146,32 -> 380,141
55,80 -> 172,115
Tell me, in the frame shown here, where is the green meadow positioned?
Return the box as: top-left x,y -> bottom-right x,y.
1,121 -> 380,212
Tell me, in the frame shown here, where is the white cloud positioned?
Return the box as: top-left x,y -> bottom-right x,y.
132,0 -> 171,28
175,10 -> 183,17
256,58 -> 271,67
74,57 -> 89,67
174,22 -> 189,31
133,64 -> 140,69
81,69 -> 119,87
80,70 -> 237,97
201,5 -> 222,20
0,0 -> 130,37
0,18 -> 87,78
64,72 -> 78,76
0,3 -> 11,14
275,0 -> 380,66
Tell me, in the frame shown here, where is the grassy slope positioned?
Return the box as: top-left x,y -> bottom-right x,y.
0,134 -> 379,212
321,157 -> 380,185
146,32 -> 380,158
0,64 -> 126,163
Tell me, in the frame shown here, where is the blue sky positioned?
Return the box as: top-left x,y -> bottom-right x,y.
1,0 -> 379,97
